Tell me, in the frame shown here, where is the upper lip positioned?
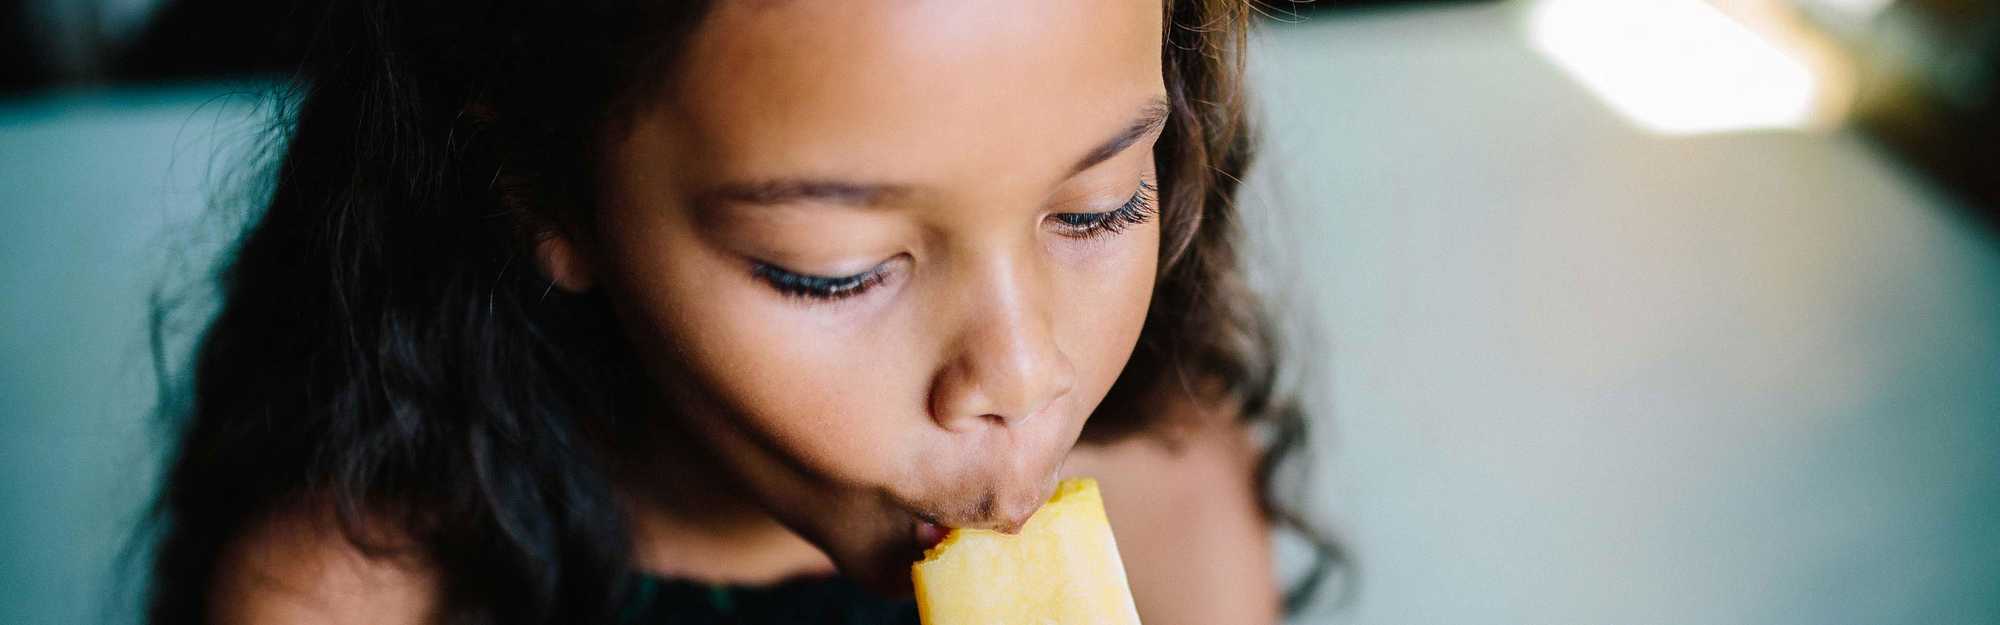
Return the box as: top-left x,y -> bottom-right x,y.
899,464 -> 1061,536
913,489 -> 1048,535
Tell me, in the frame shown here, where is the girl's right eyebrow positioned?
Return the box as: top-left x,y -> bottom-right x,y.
698,179 -> 920,210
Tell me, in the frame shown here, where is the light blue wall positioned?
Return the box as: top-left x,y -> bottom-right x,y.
1246,4 -> 2000,624
0,82 -> 268,625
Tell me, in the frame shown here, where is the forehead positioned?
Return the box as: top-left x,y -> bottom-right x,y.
656,0 -> 1166,191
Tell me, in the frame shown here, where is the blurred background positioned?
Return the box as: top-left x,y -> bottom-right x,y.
3,0 -> 1997,623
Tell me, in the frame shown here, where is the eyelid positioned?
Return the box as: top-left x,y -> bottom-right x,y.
750,256 -> 902,302
1048,178 -> 1158,238
754,262 -> 871,290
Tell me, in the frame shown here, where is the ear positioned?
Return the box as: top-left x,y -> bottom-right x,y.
532,233 -> 596,293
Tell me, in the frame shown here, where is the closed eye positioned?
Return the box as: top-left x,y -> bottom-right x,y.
751,261 -> 892,301
1049,179 -> 1157,239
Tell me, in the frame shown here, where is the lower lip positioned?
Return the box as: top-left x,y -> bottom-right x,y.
915,520 -> 950,553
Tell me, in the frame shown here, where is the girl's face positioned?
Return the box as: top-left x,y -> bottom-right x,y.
575,0 -> 1166,591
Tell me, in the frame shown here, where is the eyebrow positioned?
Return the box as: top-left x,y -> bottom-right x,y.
1069,96 -> 1171,177
700,179 -> 913,208
698,96 -> 1173,209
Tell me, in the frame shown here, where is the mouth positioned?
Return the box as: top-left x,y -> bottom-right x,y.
915,518 -> 950,554
866,481 -> 1061,595
851,515 -> 949,597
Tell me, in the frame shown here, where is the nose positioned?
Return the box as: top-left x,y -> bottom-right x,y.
927,256 -> 1076,432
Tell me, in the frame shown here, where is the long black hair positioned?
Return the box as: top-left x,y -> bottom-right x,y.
145,1 -> 1338,623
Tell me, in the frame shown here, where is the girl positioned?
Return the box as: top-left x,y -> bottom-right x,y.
146,0 -> 1334,623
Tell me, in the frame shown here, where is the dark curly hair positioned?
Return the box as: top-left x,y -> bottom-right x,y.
143,1 -> 1339,623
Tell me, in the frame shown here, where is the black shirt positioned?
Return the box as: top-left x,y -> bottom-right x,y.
621,573 -> 920,625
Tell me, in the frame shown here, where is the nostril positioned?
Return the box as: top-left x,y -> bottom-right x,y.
926,376 -> 991,432
928,309 -> 1076,429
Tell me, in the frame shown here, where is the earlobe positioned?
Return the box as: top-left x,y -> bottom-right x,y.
532,234 -> 596,293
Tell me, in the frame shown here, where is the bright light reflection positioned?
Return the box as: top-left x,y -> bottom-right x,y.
1528,0 -> 1824,135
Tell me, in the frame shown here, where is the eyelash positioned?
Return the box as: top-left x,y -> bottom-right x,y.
751,261 -> 891,302
752,179 -> 1158,302
1049,179 -> 1159,239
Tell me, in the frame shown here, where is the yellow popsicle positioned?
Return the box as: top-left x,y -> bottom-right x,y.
911,478 -> 1143,625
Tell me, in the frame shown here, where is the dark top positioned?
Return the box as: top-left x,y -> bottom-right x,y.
621,573 -> 920,625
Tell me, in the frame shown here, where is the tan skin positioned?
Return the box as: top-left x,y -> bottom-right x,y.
209,1 -> 1277,623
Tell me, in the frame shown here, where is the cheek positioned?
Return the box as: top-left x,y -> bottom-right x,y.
610,232 -> 925,488
599,211 -> 1162,491
1050,223 -> 1162,408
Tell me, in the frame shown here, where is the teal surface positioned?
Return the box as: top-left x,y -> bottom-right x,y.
0,81 -> 269,625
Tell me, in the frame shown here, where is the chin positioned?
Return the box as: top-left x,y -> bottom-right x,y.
763,498 -> 926,598
828,528 -> 925,597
